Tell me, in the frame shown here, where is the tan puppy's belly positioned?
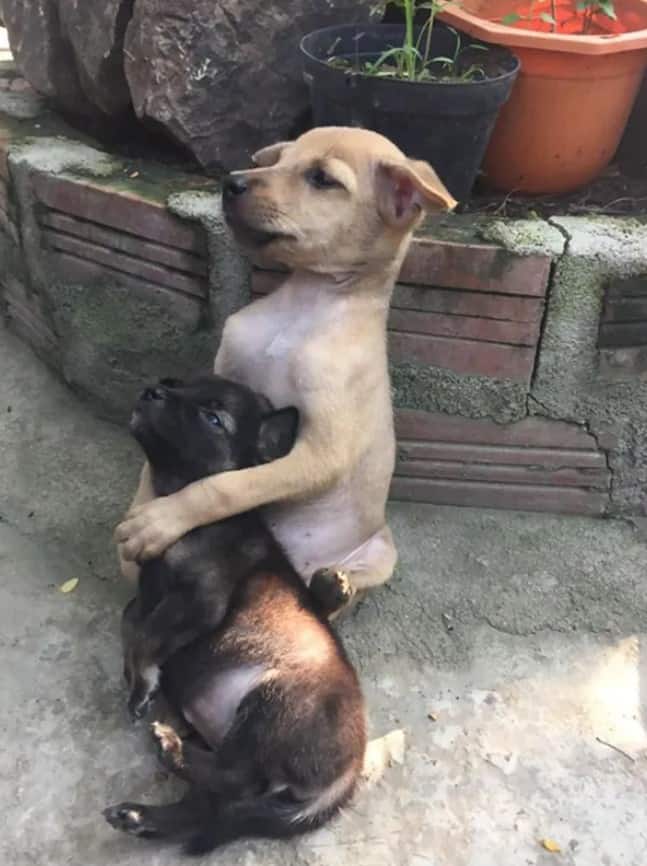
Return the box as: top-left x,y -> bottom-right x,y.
215,282 -> 398,592
264,487 -> 397,590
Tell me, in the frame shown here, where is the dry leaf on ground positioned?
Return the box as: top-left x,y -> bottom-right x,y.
540,838 -> 561,853
361,729 -> 406,787
59,578 -> 79,593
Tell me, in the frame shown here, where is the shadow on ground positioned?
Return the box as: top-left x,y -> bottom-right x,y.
1,323 -> 646,866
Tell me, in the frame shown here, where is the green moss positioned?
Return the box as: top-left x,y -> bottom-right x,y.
391,362 -> 528,424
10,137 -> 121,179
43,279 -> 214,422
546,258 -> 602,326
0,93 -> 213,203
479,219 -> 566,257
417,212 -> 492,244
91,162 -> 215,206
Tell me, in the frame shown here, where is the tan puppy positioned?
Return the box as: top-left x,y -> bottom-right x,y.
116,127 -> 456,605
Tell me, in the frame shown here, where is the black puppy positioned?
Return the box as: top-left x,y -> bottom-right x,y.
104,376 -> 366,854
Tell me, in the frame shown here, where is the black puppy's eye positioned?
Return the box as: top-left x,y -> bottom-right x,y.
205,412 -> 222,428
306,167 -> 342,190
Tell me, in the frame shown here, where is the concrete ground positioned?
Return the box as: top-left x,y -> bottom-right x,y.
1,320 -> 647,866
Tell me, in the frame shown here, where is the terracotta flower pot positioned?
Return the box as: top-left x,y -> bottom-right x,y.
440,1 -> 647,193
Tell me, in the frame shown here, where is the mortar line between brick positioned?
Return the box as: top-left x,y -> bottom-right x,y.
527,219 -> 570,401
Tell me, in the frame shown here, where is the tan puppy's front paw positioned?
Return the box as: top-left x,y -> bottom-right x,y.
114,496 -> 191,561
117,544 -> 140,582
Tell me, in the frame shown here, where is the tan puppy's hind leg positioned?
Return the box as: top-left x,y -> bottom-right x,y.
310,525 -> 397,616
118,462 -> 154,582
343,524 -> 398,591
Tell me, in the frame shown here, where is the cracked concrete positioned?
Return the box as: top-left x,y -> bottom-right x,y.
484,216 -> 647,516
2,321 -> 647,866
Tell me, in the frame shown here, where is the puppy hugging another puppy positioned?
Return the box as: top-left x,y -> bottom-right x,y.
115,126 -> 457,610
106,128 -> 457,852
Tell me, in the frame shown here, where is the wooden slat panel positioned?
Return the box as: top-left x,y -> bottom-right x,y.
39,212 -> 208,277
392,284 -> 544,323
389,308 -> 539,346
394,409 -> 597,450
397,440 -> 606,469
42,231 -> 208,299
6,299 -> 57,347
0,177 -> 17,242
401,237 -> 551,296
598,321 -> 647,348
603,297 -> 647,323
251,271 -> 545,324
390,477 -> 607,516
0,133 -> 9,182
33,174 -> 207,253
599,346 -> 647,379
2,273 -> 58,350
606,276 -> 647,299
7,313 -> 58,356
252,269 -> 544,324
388,332 -> 535,381
0,177 -> 8,215
5,290 -> 58,351
395,458 -> 608,489
49,252 -> 205,321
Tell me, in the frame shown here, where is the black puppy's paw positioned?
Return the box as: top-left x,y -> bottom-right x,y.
103,804 -> 149,836
127,666 -> 160,721
310,568 -> 355,615
128,684 -> 158,722
151,720 -> 184,770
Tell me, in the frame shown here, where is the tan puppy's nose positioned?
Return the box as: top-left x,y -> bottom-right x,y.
222,174 -> 249,202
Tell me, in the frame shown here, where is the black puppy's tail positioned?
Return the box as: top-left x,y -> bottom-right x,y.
187,767 -> 359,855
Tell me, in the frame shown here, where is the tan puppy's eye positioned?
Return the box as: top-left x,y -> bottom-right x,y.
305,166 -> 344,191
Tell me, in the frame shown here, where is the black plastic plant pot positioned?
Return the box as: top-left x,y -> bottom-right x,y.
300,23 -> 520,203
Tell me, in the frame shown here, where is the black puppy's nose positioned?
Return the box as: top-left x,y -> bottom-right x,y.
223,174 -> 248,201
142,386 -> 166,401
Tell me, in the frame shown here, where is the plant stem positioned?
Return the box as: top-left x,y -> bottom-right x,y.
404,0 -> 415,80
423,12 -> 433,73
550,0 -> 556,32
584,6 -> 592,34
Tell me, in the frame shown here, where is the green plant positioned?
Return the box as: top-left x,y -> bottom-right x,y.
327,0 -> 487,82
502,1 -> 558,30
501,0 -> 617,34
579,0 -> 617,33
432,29 -> 488,81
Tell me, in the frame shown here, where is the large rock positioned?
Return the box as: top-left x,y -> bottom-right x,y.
4,0 -> 382,165
58,0 -> 132,116
3,0 -> 131,117
124,0 -> 382,170
3,0 -> 97,117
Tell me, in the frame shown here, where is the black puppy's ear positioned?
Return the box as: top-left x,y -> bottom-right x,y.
256,408 -> 299,463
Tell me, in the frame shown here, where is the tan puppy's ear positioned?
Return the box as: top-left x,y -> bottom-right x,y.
251,141 -> 292,167
376,159 -> 457,227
